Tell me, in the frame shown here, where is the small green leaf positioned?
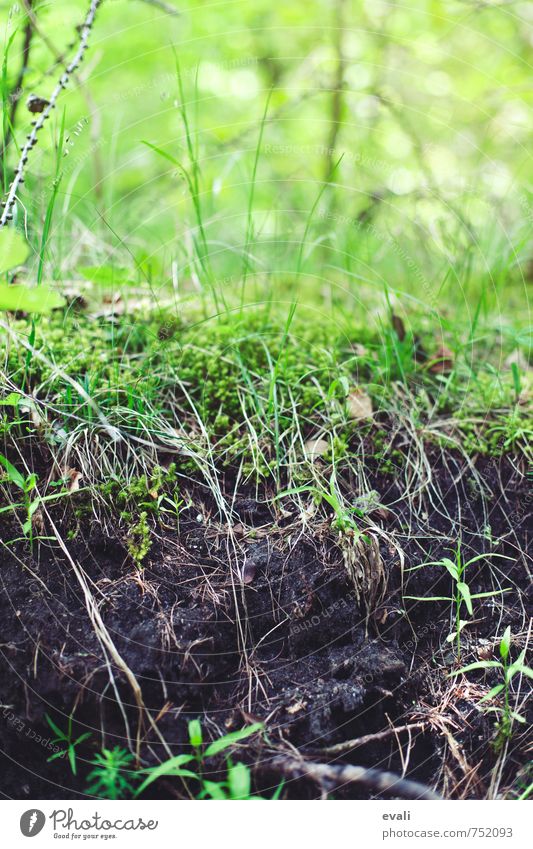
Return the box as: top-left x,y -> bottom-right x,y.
507,661 -> 533,682
449,661 -> 502,677
478,684 -> 504,704
0,283 -> 65,314
199,780 -> 228,800
134,755 -> 197,797
404,595 -> 453,603
228,761 -> 251,800
510,711 -> 526,723
446,620 -> 469,642
457,582 -> 473,615
204,723 -> 263,757
271,779 -> 285,800
45,714 -> 65,740
188,718 -> 203,748
0,392 -> 23,406
500,626 -> 511,661
0,228 -> 29,273
69,747 -> 77,775
442,558 -> 459,581
0,453 -> 25,489
470,589 -> 511,599
74,732 -> 92,746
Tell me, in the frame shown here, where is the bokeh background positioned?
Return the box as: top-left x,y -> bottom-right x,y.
1,0 -> 532,325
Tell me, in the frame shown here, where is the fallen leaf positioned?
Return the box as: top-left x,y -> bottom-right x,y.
67,469 -> 83,493
373,506 -> 392,522
0,283 -> 65,314
242,562 -> 256,584
304,436 -> 329,459
347,390 -> 373,420
428,345 -> 454,374
286,701 -> 307,715
391,313 -> 406,341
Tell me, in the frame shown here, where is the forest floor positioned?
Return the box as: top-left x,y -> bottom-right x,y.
0,298 -> 531,800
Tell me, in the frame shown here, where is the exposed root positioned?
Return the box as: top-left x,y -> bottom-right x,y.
268,753 -> 442,800
340,531 -> 387,630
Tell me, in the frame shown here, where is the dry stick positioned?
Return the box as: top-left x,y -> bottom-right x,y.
310,721 -> 428,757
1,1 -> 34,161
269,755 -> 442,801
0,0 -> 103,228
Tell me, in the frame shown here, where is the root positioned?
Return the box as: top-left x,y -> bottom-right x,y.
340,531 -> 387,629
269,754 -> 442,800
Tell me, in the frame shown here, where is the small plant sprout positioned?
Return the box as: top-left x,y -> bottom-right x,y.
277,472 -> 369,541
0,454 -> 39,547
46,714 -> 91,776
133,719 -> 267,799
0,456 -> 79,547
156,490 -> 186,532
449,627 -> 533,745
86,747 -> 136,799
404,543 -> 512,660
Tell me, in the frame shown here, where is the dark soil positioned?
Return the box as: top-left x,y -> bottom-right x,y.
0,448 -> 531,800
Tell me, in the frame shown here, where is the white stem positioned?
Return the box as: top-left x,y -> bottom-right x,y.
0,0 -> 103,228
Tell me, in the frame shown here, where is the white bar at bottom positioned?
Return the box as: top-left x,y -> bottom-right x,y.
3,799 -> 530,848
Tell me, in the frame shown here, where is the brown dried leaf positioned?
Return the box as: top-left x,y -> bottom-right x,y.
67,468 -> 83,493
347,390 -> 373,420
391,313 -> 406,341
304,436 -> 329,459
428,345 -> 454,374
286,700 -> 307,715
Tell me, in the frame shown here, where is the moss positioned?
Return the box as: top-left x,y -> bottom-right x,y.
126,512 -> 152,569
100,464 -> 178,516
2,307 -> 530,487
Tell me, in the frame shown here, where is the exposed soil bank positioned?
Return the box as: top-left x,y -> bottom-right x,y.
0,451 -> 531,799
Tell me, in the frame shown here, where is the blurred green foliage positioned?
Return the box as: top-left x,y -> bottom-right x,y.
0,0 -> 531,322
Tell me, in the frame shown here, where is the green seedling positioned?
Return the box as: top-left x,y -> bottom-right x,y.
86,747 -> 136,799
404,543 -> 512,660
156,491 -> 187,532
0,455 -> 80,547
133,719 -> 280,799
0,453 -> 39,546
277,472 -> 369,540
46,714 -> 91,776
449,627 -> 533,746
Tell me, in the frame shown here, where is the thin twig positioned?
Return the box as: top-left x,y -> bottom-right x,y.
0,0 -> 103,228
